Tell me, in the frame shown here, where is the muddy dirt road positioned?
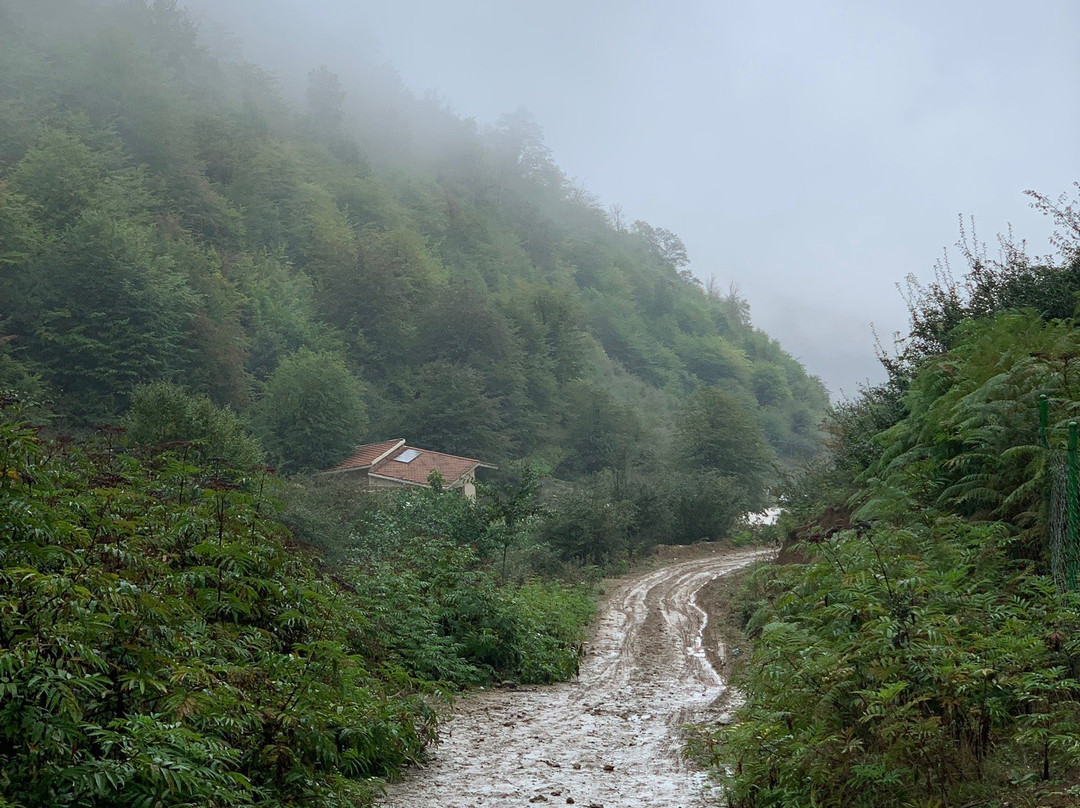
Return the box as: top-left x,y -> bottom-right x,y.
381,546 -> 769,808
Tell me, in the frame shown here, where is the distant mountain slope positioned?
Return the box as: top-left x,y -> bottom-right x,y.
0,0 -> 828,479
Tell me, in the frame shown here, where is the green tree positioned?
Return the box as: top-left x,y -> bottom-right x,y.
631,219 -> 690,268
675,386 -> 775,508
229,250 -> 321,380
492,107 -> 562,190
6,129 -> 102,228
539,480 -> 632,564
558,382 -> 643,481
392,360 -> 507,461
124,381 -> 263,468
318,228 -> 442,370
0,182 -> 44,397
255,348 -> 367,472
751,362 -> 791,407
305,64 -> 346,141
662,470 -> 749,545
21,210 -> 194,419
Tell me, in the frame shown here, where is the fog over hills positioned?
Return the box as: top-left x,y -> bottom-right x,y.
181,0 -> 1080,397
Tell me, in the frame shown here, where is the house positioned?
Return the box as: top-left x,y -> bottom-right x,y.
321,439 -> 496,500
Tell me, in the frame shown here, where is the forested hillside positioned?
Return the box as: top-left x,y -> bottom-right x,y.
709,191 -> 1080,807
0,3 -> 831,805
0,0 -> 827,501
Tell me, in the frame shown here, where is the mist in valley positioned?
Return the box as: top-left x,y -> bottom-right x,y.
179,0 -> 1080,396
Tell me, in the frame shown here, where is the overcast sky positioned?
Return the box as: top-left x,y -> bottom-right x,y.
183,0 -> 1080,398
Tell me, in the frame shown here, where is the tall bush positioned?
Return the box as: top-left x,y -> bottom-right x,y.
255,348 -> 367,472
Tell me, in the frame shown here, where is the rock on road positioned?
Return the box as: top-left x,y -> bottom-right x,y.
381,546 -> 769,808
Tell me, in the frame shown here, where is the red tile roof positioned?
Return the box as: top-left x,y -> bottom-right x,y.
326,439 -> 404,473
324,440 -> 495,487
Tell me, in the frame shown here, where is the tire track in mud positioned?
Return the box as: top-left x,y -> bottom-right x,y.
381,546 -> 770,808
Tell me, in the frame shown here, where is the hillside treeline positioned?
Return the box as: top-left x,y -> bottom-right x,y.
0,0 -> 826,524
710,191 -> 1080,807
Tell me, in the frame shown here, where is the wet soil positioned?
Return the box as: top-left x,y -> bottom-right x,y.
381,545 -> 771,808
695,564 -> 755,685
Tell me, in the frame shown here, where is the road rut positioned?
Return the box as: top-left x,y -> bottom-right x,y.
381,546 -> 768,808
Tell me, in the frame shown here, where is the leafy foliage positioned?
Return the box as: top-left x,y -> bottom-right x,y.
676,385 -> 775,509
0,398 -> 595,807
254,349 -> 367,473
282,472 -> 594,685
716,190 -> 1080,805
0,405 -> 437,807
124,380 -> 263,468
539,469 -> 752,565
858,313 -> 1080,555
0,0 -> 827,484
711,522 -> 1080,808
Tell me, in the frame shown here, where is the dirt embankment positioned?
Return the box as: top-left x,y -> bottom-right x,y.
380,545 -> 770,808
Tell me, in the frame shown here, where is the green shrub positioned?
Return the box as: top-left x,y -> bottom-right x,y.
513,580 -> 595,683
0,406 -> 437,808
307,484 -> 595,687
124,380 -> 263,468
711,520 -> 1080,808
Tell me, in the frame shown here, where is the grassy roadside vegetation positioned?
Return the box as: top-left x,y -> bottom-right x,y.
0,382 -> 794,807
0,400 -> 594,808
699,193 -> 1080,808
